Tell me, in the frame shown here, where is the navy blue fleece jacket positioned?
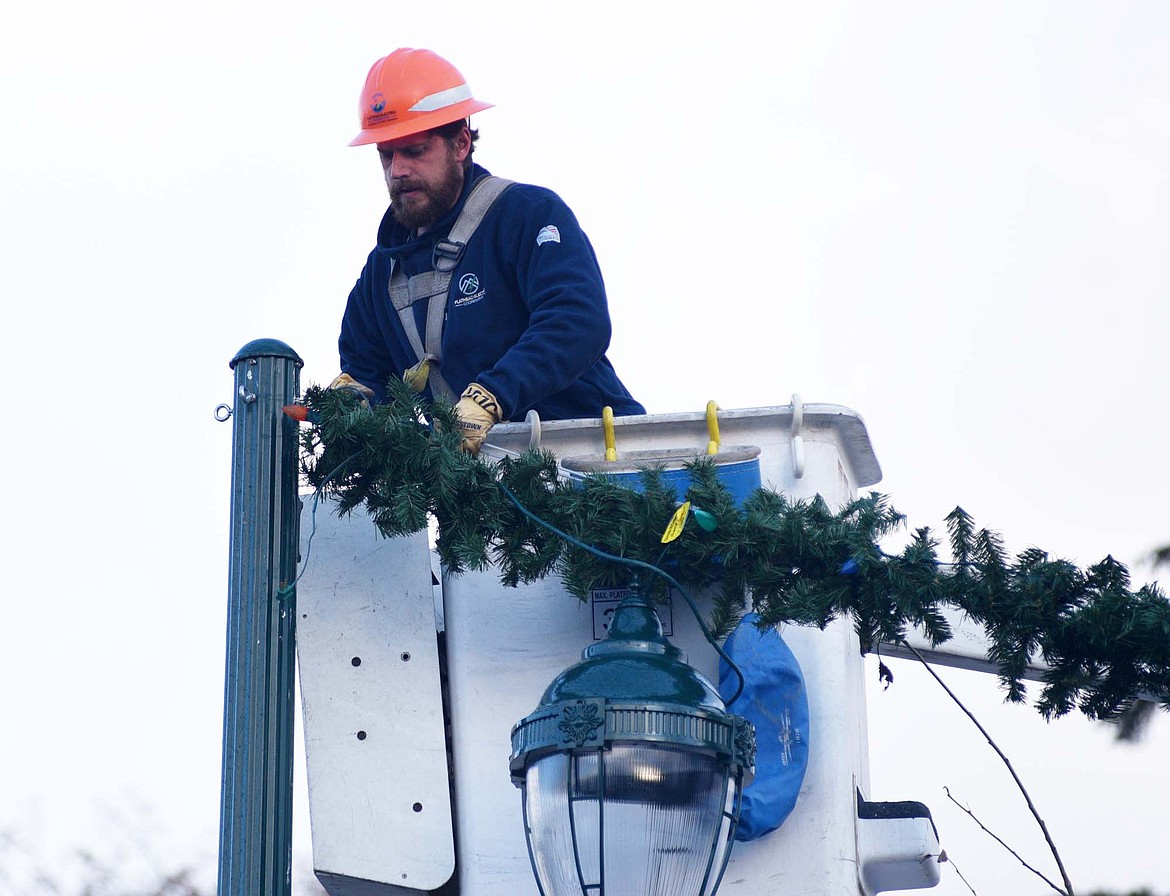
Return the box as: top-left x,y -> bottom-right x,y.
338,163 -> 645,421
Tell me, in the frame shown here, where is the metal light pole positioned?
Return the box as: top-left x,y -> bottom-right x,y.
218,338 -> 303,896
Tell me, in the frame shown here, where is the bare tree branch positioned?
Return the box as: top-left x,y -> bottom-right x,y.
901,639 -> 1076,896
940,849 -> 979,895
944,788 -> 1066,895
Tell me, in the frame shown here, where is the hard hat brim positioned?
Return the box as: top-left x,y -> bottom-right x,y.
348,99 -> 494,147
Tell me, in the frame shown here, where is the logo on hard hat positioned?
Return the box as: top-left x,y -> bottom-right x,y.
370,93 -> 386,113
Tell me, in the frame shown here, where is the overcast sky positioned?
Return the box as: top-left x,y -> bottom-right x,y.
2,3 -> 1168,895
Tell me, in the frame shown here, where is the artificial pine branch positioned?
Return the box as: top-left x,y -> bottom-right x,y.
297,380 -> 1170,722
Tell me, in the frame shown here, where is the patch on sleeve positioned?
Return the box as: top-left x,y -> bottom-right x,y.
536,225 -> 561,246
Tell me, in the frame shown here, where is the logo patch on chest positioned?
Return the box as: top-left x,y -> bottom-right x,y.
454,272 -> 486,307
536,225 -> 561,246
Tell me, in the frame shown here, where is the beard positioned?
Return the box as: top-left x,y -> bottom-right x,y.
389,158 -> 465,233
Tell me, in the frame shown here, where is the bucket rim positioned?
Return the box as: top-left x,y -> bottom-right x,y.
560,445 -> 761,475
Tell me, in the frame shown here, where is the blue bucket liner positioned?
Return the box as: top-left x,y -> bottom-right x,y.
560,446 -> 762,508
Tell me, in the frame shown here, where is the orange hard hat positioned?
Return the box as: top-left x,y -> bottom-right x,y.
349,48 -> 494,147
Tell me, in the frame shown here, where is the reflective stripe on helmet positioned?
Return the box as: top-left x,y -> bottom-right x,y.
409,84 -> 474,113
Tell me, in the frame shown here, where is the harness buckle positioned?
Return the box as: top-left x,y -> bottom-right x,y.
432,239 -> 465,271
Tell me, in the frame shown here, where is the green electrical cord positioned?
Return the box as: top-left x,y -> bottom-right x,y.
496,480 -> 746,706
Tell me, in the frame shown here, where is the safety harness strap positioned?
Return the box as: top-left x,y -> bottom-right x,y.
389,175 -> 514,401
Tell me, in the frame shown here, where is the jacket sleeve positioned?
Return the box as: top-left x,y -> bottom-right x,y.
475,189 -> 613,418
338,251 -> 396,404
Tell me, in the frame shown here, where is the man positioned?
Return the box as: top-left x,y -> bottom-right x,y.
335,48 -> 645,453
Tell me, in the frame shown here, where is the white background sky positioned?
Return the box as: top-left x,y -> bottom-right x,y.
2,2 -> 1168,895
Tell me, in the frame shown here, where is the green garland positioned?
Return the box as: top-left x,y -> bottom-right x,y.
298,378 -> 1170,722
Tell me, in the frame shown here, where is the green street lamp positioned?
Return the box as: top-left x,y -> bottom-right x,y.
510,583 -> 756,896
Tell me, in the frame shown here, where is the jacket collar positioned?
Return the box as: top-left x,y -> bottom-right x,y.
376,162 -> 491,253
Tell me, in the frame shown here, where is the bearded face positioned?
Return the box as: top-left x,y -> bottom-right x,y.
378,132 -> 467,234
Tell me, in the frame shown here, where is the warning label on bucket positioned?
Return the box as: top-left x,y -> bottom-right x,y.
590,587 -> 674,640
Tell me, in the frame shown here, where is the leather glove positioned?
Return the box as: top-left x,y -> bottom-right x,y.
453,383 -> 503,454
328,372 -> 375,406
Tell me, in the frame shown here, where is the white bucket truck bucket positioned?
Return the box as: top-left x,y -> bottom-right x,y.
295,400 -> 941,896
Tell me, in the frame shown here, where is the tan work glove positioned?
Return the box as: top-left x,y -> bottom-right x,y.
453,383 -> 503,454
328,372 -> 375,406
